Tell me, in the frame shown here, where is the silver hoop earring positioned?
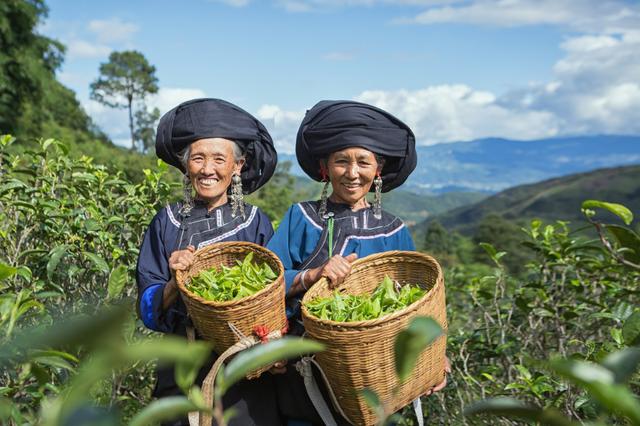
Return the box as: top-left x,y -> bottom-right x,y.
230,173 -> 245,219
318,179 -> 330,218
373,174 -> 382,219
181,174 -> 194,216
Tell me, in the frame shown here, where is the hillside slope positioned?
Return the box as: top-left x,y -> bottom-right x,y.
415,165 -> 640,236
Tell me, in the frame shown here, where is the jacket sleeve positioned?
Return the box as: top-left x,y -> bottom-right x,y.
136,208 -> 174,332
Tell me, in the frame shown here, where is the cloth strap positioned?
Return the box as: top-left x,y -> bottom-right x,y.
295,355 -> 425,425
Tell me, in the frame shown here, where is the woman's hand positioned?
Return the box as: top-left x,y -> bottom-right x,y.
169,245 -> 196,273
163,245 -> 196,310
289,253 -> 358,296
425,356 -> 451,396
309,253 -> 358,289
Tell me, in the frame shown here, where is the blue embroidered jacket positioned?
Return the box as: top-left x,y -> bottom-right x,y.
267,199 -> 415,320
136,201 -> 273,333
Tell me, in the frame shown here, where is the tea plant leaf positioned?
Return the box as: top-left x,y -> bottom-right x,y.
129,396 -> 205,426
582,200 -> 633,225
464,397 -> 577,425
0,263 -> 17,281
394,316 -> 444,382
622,312 -> 640,346
606,225 -> 640,264
547,358 -> 640,424
221,338 -> 324,394
47,245 -> 68,280
82,252 -> 109,273
359,388 -> 385,423
107,265 -> 128,299
602,347 -> 640,384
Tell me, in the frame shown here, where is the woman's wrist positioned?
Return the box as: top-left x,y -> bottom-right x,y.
162,277 -> 178,310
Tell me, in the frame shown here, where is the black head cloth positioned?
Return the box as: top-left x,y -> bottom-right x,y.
296,100 -> 417,193
155,98 -> 277,194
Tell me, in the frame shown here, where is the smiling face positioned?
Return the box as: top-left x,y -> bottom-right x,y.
326,147 -> 381,210
186,138 -> 244,209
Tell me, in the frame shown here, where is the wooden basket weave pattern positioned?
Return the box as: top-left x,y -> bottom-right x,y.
176,241 -> 287,356
301,251 -> 447,426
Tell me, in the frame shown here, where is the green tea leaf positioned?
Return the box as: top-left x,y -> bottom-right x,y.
221,338 -> 324,394
622,312 -> 640,346
582,200 -> 633,225
47,245 -> 68,280
464,397 -> 577,426
606,224 -> 640,264
107,265 -> 128,299
83,252 -> 109,273
602,347 -> 640,384
394,316 -> 444,382
129,396 -> 205,426
0,263 -> 17,281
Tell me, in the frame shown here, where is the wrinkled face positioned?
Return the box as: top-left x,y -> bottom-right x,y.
326,147 -> 380,207
187,138 -> 244,207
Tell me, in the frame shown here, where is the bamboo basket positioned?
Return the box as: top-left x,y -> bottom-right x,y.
301,251 -> 447,426
176,241 -> 287,357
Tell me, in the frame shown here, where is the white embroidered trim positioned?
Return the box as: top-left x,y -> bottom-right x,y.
197,206 -> 257,249
166,204 -> 180,228
299,203 -> 323,231
338,223 -> 406,255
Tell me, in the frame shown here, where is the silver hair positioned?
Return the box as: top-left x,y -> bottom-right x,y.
179,140 -> 244,171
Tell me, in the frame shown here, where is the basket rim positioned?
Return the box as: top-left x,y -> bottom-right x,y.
301,250 -> 444,328
176,241 -> 285,308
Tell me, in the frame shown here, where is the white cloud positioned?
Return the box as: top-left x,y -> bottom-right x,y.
148,88 -> 208,116
255,105 -> 305,153
88,18 -> 139,44
394,0 -> 640,34
84,100 -> 131,147
501,29 -> 640,135
66,39 -> 112,59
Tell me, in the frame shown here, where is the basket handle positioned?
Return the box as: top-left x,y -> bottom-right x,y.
185,327 -> 284,426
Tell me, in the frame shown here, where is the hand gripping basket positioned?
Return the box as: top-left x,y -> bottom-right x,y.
301,250 -> 447,426
176,241 -> 287,357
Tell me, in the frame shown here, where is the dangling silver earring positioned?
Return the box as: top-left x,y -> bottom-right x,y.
181,174 -> 194,216
230,173 -> 245,219
318,179 -> 330,218
373,173 -> 383,219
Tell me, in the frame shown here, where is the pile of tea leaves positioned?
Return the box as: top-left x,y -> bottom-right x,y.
305,275 -> 425,322
187,252 -> 277,302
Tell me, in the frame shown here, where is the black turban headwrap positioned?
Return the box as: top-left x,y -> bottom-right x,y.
296,100 -> 417,193
156,98 -> 277,194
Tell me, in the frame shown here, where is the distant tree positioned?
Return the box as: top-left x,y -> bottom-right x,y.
424,220 -> 452,255
247,161 -> 295,222
90,51 -> 159,150
0,0 -> 64,134
133,106 -> 160,153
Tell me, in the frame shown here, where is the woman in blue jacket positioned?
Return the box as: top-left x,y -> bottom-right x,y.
136,98 -> 280,425
267,100 -> 447,425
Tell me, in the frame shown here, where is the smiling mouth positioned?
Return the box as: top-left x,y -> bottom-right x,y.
198,178 -> 220,187
342,183 -> 362,190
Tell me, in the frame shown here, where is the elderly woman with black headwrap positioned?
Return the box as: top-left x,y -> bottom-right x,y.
267,100 -> 448,425
136,98 -> 281,425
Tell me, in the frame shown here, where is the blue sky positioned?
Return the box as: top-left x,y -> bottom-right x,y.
42,0 -> 640,152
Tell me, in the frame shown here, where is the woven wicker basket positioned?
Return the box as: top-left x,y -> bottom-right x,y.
176,241 -> 287,356
301,250 -> 447,426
